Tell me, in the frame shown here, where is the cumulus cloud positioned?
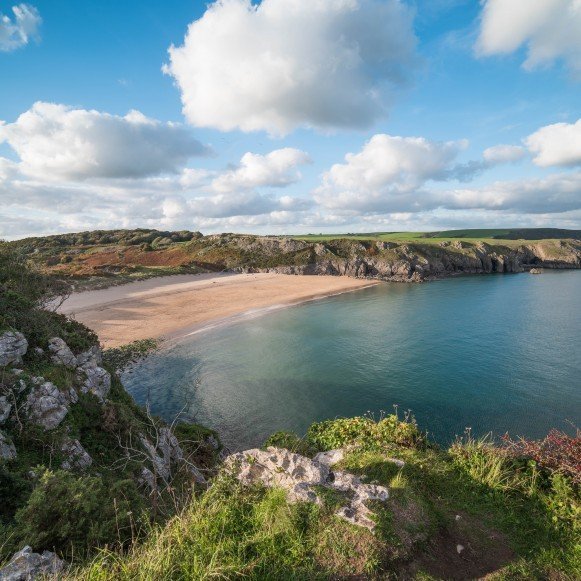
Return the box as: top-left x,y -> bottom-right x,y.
314,133 -> 581,216
525,119 -> 581,167
0,102 -> 210,180
476,0 -> 581,76
483,144 -> 527,164
211,148 -> 311,193
164,0 -> 418,135
0,3 -> 40,51
314,134 -> 467,212
442,172 -> 581,214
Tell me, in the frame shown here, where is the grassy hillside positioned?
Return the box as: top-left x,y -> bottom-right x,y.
71,417 -> 580,580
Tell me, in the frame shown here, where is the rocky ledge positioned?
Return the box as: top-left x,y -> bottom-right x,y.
226,447 -> 391,530
235,238 -> 581,282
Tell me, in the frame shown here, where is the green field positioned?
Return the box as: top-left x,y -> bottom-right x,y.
294,228 -> 581,245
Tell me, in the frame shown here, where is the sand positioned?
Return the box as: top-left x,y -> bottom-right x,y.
59,273 -> 379,348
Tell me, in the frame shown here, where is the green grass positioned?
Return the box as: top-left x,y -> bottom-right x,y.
294,228 -> 580,246
67,416 -> 580,580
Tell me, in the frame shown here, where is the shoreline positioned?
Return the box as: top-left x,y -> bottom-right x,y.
59,272 -> 379,348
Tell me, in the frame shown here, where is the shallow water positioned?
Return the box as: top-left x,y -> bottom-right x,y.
123,270 -> 581,450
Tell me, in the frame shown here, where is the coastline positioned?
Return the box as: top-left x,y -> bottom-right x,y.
59,272 -> 379,348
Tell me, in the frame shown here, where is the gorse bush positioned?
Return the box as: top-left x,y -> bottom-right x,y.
12,470 -> 146,558
307,412 -> 423,452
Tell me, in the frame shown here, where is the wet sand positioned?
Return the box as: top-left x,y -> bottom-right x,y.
59,273 -> 379,348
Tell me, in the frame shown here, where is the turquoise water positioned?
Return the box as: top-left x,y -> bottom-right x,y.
123,271 -> 581,450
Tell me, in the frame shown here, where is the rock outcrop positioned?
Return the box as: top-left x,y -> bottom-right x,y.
75,346 -> 111,402
60,437 -> 92,471
24,381 -> 77,430
0,430 -> 17,461
225,447 -> 389,530
0,332 -> 28,367
48,337 -> 77,368
140,427 -> 206,487
0,546 -> 63,581
0,396 -> 12,425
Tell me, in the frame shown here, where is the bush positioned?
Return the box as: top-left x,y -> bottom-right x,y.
307,413 -> 423,452
502,428 -> 581,485
13,470 -> 145,557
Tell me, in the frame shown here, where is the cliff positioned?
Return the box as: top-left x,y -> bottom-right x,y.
9,230 -> 581,288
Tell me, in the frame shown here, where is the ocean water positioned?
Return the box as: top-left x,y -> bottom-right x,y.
122,270 -> 581,450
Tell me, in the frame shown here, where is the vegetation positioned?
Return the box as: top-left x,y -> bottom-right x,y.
0,243 -> 220,564
70,415 -> 580,580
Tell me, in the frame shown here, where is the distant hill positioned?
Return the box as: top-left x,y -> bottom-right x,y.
420,228 -> 581,240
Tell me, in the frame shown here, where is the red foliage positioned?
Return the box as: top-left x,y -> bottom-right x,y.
502,428 -> 581,485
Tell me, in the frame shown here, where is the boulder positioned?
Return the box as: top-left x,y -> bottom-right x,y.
61,437 -> 92,471
48,337 -> 77,368
0,396 -> 12,425
0,332 -> 28,367
24,381 -> 75,430
0,430 -> 16,461
0,546 -> 63,581
225,447 -> 389,530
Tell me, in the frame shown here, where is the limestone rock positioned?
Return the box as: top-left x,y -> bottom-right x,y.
0,546 -> 63,581
0,396 -> 12,425
313,448 -> 344,467
24,381 -> 74,430
141,427 -> 206,486
0,332 -> 28,367
75,346 -> 110,401
76,345 -> 102,368
225,447 -> 389,530
61,437 -> 92,471
78,365 -> 111,401
48,337 -> 77,368
0,430 -> 16,461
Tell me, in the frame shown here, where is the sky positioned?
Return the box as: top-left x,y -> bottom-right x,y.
0,0 -> 580,239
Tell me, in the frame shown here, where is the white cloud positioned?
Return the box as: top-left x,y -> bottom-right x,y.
0,3 -> 40,51
164,0 -> 418,135
476,0 -> 581,76
0,102 -> 210,180
314,134 -> 467,212
314,133 -> 581,216
483,144 -> 526,164
442,172 -> 581,214
525,119 -> 581,167
211,148 -> 311,193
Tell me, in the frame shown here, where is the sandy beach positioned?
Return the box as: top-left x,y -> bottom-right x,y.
59,273 -> 379,348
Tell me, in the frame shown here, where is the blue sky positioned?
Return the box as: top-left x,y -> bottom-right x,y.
1,0 -> 580,238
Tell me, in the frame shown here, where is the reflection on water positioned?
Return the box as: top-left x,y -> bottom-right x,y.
123,270 -> 581,450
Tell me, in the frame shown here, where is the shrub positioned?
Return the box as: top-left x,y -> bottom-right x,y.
501,428 -> 581,485
307,413 -> 423,452
13,470 -> 145,557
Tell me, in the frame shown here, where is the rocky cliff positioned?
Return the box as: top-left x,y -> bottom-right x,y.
12,231 -> 581,287
230,237 -> 581,282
